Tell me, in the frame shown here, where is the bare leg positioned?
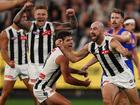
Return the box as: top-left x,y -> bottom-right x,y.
117,90 -> 129,105
23,79 -> 41,105
0,80 -> 15,105
44,92 -> 71,105
102,83 -> 120,105
124,87 -> 140,105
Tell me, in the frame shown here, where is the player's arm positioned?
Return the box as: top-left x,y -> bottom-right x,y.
0,0 -> 27,11
110,38 -> 132,58
52,9 -> 78,30
13,1 -> 33,31
59,44 -> 89,63
0,31 -> 15,68
56,55 -> 90,87
81,57 -> 98,71
113,31 -> 131,43
68,68 -> 88,77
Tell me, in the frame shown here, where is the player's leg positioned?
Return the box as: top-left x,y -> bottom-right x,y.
21,64 -> 41,105
0,65 -> 17,105
117,90 -> 129,105
124,87 -> 140,105
44,92 -> 71,105
101,82 -> 120,105
0,80 -> 16,105
23,78 -> 41,105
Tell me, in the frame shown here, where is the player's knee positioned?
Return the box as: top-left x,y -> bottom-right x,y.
103,98 -> 112,105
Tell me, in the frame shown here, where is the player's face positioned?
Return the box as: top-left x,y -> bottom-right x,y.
63,36 -> 73,50
90,24 -> 102,42
21,12 -> 28,21
110,13 -> 123,28
34,9 -> 48,26
124,23 -> 135,32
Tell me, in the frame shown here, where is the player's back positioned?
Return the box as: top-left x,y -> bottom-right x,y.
34,47 -> 63,89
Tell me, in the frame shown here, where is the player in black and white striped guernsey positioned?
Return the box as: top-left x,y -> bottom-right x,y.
33,31 -> 90,105
13,2 -> 78,85
0,11 -> 36,105
58,21 -> 140,105
88,36 -> 127,77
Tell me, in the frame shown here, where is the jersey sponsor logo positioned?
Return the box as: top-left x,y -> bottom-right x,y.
100,50 -> 110,54
39,73 -> 46,79
20,36 -> 28,40
5,75 -> 14,79
42,30 -> 52,36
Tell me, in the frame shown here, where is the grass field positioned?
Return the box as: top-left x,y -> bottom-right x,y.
6,99 -> 102,105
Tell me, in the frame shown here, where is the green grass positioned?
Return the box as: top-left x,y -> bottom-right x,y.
6,99 -> 102,105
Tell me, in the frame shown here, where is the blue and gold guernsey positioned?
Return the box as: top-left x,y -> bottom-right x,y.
108,28 -> 136,74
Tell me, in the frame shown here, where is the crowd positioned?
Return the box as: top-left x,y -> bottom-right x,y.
0,0 -> 140,49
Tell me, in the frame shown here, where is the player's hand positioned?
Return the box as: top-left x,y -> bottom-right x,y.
78,70 -> 88,77
8,61 -> 15,68
84,78 -> 91,87
24,1 -> 33,9
66,9 -> 75,17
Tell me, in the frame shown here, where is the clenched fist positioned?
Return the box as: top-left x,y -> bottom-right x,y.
66,9 -> 76,17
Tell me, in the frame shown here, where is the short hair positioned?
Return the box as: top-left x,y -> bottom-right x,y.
55,31 -> 72,41
110,8 -> 124,18
34,5 -> 48,11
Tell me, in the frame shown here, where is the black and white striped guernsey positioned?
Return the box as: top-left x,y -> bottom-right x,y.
5,26 -> 28,65
28,21 -> 54,64
88,36 -> 129,76
34,47 -> 62,89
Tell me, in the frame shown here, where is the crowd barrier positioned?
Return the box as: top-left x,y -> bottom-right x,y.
0,53 -> 140,89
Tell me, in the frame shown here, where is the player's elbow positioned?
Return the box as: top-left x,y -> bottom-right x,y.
64,76 -> 73,84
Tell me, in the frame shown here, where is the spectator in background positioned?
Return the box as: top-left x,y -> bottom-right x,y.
92,0 -> 115,26
0,11 -> 12,32
124,0 -> 140,32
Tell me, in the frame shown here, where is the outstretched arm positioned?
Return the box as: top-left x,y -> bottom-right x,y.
53,8 -> 78,31
110,38 -> 132,58
56,55 -> 90,87
0,0 -> 27,11
112,31 -> 131,43
59,43 -> 89,63
68,68 -> 88,77
13,1 -> 33,31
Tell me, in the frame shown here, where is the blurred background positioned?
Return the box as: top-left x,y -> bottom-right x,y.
0,0 -> 140,105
